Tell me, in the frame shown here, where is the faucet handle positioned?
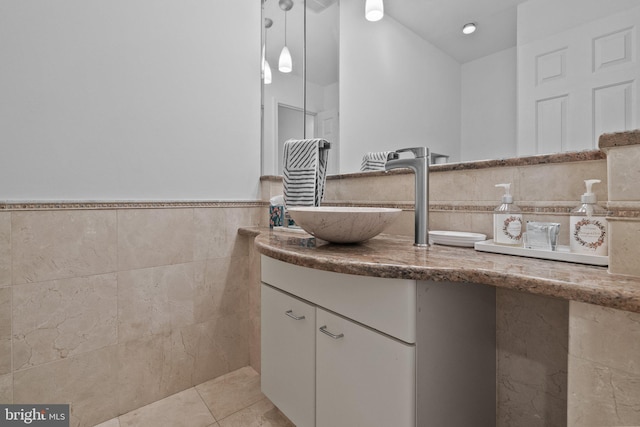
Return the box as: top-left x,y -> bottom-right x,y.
394,147 -> 429,158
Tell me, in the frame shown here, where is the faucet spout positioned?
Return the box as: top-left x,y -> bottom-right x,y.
385,147 -> 429,247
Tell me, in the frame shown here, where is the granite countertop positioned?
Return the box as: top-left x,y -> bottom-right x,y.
244,228 -> 640,314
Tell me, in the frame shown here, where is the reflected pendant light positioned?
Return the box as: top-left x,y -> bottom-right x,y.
263,17 -> 273,84
365,0 -> 384,22
278,0 -> 293,73
264,60 -> 273,84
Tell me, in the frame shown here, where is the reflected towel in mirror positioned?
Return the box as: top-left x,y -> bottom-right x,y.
360,151 -> 393,171
283,138 -> 330,207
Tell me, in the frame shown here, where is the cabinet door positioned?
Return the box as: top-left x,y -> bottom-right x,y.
316,308 -> 415,427
261,284 -> 316,427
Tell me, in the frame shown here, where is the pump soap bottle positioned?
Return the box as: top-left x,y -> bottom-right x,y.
494,183 -> 523,246
570,179 -> 609,256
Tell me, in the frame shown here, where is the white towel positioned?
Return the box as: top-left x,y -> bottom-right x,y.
360,151 -> 393,171
283,138 -> 329,207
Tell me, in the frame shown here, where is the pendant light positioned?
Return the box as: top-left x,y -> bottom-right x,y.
365,0 -> 384,22
263,18 -> 273,84
278,0 -> 293,73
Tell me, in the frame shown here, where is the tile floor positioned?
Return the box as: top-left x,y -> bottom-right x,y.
94,367 -> 294,427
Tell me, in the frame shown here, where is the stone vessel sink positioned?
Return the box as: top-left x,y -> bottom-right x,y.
287,206 -> 402,244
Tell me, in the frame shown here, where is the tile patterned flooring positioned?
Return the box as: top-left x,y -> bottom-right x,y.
94,367 -> 294,427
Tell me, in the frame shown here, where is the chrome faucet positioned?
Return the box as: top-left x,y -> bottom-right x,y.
385,147 -> 429,247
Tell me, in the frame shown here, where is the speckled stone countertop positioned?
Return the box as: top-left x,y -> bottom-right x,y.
244,228 -> 640,314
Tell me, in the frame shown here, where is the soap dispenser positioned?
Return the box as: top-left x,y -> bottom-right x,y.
570,179 -> 609,256
494,183 -> 523,246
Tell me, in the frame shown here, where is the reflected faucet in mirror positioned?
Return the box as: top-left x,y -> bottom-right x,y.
385,147 -> 430,247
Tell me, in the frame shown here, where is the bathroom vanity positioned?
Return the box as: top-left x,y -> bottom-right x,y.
254,229 -> 640,427
261,256 -> 495,427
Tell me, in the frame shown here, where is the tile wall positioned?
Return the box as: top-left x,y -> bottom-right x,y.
565,134 -> 640,427
0,204 -> 265,427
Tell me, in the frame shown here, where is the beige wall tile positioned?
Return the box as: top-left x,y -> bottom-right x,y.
569,301 -> 640,377
568,355 -> 640,427
193,257 -> 248,325
498,381 -> 568,427
12,210 -> 117,285
13,346 -> 118,427
117,209 -> 194,271
118,264 -> 195,343
0,288 -> 10,375
469,212 -> 494,238
117,332 -> 196,415
517,160 -> 607,202
12,273 -> 117,370
120,388 -> 215,427
431,167 -> 519,203
260,179 -> 284,202
607,145 -> 640,201
181,314 -> 249,387
382,210 -> 413,237
497,289 -> 568,427
0,213 -> 10,287
196,366 -> 264,421
194,207 -> 261,261
428,211 -> 494,238
429,211 -> 475,234
248,243 -> 261,373
0,373 -> 12,403
327,174 -> 414,203
609,219 -> 640,276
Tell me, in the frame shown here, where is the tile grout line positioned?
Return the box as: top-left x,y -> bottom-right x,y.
194,384 -> 219,424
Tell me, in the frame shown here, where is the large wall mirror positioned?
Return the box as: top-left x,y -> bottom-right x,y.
262,0 -> 640,175
261,0 -> 339,176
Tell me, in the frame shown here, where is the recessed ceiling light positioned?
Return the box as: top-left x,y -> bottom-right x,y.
462,23 -> 477,35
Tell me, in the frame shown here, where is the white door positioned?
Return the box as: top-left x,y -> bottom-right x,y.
261,284 -> 316,427
315,308 -> 415,427
316,108 -> 339,174
518,6 -> 640,155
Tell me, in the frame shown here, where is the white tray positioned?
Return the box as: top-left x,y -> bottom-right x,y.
474,240 -> 608,266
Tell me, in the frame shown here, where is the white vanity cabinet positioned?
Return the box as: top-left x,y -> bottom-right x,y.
261,256 -> 416,427
315,307 -> 415,427
261,284 -> 316,427
260,255 -> 496,427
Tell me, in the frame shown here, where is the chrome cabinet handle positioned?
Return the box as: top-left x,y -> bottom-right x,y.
285,310 -> 305,321
319,325 -> 344,339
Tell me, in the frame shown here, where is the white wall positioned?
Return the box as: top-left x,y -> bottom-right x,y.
0,0 -> 261,201
461,47 -> 517,161
263,72 -> 305,174
340,0 -> 461,173
262,73 -> 329,174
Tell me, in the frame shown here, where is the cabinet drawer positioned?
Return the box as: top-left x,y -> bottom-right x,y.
261,256 -> 416,343
261,284 -> 316,427
316,308 -> 416,427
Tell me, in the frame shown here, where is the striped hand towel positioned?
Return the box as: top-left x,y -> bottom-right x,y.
361,151 -> 394,171
283,138 -> 329,207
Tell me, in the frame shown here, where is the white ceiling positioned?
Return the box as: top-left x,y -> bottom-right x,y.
386,0 -> 530,63
262,0 -> 530,86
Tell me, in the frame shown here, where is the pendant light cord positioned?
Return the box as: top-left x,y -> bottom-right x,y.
284,11 -> 287,47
